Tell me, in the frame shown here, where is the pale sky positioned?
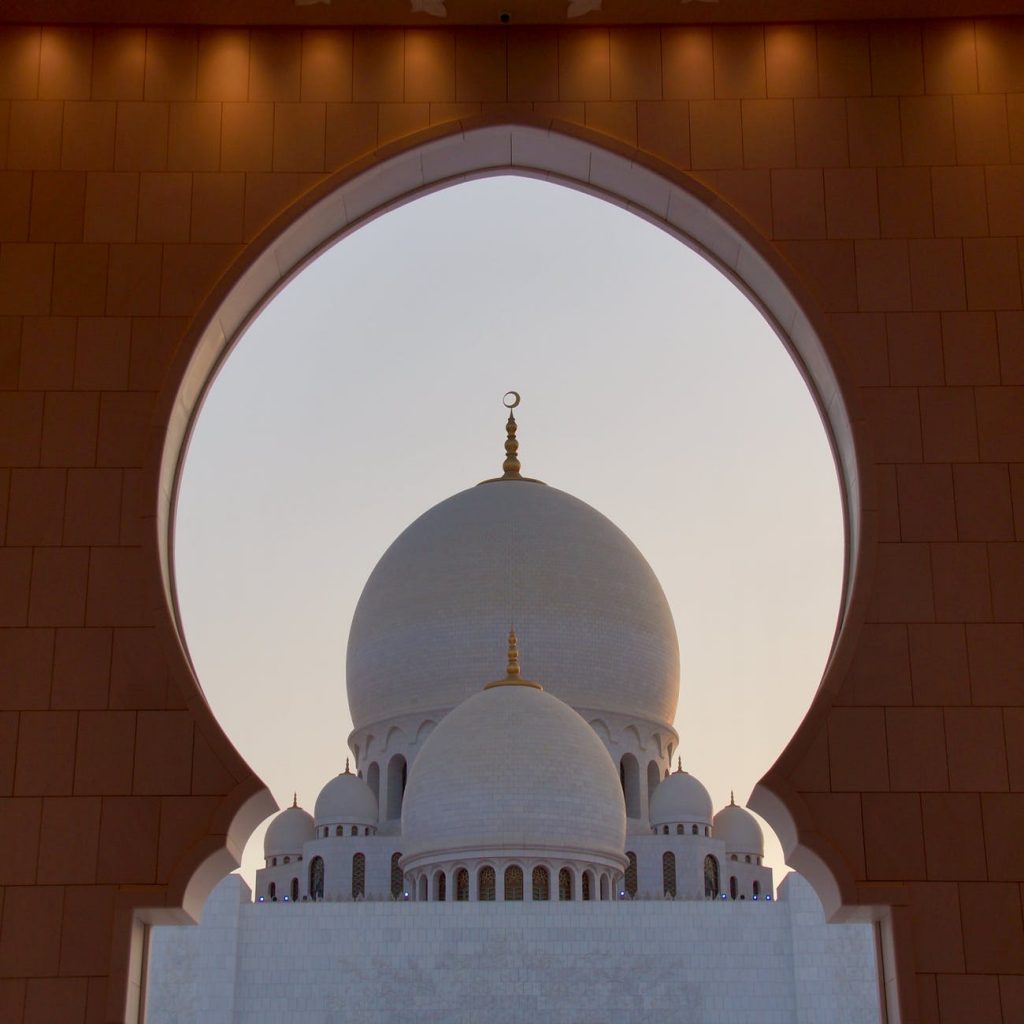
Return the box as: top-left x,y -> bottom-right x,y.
174,175 -> 844,889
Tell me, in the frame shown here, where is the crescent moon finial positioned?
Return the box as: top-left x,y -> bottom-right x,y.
500,392 -> 523,480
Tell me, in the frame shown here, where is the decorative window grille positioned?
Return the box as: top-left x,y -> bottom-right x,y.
624,852 -> 637,897
662,852 -> 676,898
456,868 -> 469,901
352,853 -> 365,898
309,857 -> 324,899
532,866 -> 550,901
704,855 -> 719,900
478,866 -> 496,901
390,853 -> 403,898
558,868 -> 573,901
504,865 -> 524,900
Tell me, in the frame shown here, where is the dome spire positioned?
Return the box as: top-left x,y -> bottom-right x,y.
676,757 -> 682,773
501,390 -> 522,480
478,392 -> 545,485
344,758 -> 351,775
506,626 -> 521,677
485,627 -> 542,690
730,790 -> 735,806
292,792 -> 297,808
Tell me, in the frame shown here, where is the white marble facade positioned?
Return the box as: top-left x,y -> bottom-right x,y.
146,871 -> 882,1024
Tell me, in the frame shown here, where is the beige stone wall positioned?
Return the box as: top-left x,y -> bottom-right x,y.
1,18 -> 1022,1024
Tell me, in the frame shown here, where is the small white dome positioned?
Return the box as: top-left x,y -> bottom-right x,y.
713,801 -> 764,855
649,765 -> 713,827
314,766 -> 378,826
402,679 -> 626,864
263,803 -> 314,858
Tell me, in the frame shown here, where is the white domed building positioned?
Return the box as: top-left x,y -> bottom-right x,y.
147,399 -> 881,1024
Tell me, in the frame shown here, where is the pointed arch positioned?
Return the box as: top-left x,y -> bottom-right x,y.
148,115 -> 878,1007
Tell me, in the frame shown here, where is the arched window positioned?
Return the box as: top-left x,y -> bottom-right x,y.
662,825 -> 669,835
271,857 -> 277,866
434,871 -> 446,902
705,826 -> 709,837
290,877 -> 299,901
351,825 -> 358,836
418,874 -> 427,901
624,852 -> 637,897
386,754 -> 407,820
730,875 -> 738,900
456,868 -> 469,901
730,853 -> 738,861
599,874 -> 610,900
676,824 -> 683,834
269,881 -> 276,900
352,853 -> 365,898
366,761 -> 380,807
619,754 -> 641,818
335,825 -> 342,836
478,866 -> 496,901
532,866 -> 549,901
753,880 -> 761,898
558,867 -> 573,901
504,865 -> 524,901
582,871 -> 592,901
309,856 -> 324,899
283,856 -> 290,865
691,824 -> 698,835
647,760 -> 660,802
704,855 -> 719,900
390,852 -> 403,898
662,851 -> 676,898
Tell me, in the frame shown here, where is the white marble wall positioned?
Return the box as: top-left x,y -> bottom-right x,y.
146,871 -> 881,1024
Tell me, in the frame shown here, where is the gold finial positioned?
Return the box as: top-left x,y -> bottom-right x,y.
292,792 -> 297,808
506,626 -> 520,677
478,392 -> 545,486
676,757 -> 683,773
485,627 -> 542,690
730,790 -> 735,806
344,758 -> 351,775
501,391 -> 522,480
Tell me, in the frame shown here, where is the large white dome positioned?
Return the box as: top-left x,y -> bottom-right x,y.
347,480 -> 679,732
401,681 -> 626,864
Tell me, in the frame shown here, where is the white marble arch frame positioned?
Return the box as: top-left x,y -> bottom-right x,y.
146,111 -> 890,1011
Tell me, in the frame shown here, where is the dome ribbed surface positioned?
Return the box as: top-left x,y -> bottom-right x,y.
314,772 -> 378,826
263,805 -> 314,857
346,482 -> 679,731
649,769 -> 713,826
401,684 -> 626,861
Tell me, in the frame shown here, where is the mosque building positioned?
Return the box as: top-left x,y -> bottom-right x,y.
146,395 -> 881,1024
